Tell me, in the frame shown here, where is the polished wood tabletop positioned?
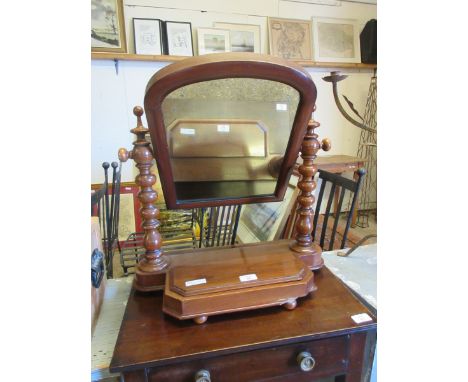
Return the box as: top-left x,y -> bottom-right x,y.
110,265 -> 376,373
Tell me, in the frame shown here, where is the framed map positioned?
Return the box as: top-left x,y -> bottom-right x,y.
312,17 -> 361,63
268,17 -> 312,60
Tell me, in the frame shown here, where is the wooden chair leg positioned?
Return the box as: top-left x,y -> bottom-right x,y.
351,170 -> 360,227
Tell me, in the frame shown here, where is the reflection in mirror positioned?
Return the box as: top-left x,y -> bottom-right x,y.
161,78 -> 300,203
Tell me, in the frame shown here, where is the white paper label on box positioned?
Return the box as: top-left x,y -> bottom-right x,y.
276,103 -> 288,111
351,313 -> 373,324
180,128 -> 195,135
185,278 -> 207,287
217,124 -> 230,133
239,274 -> 258,282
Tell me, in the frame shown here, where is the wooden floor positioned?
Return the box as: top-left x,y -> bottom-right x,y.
314,210 -> 377,251
349,210 -> 377,243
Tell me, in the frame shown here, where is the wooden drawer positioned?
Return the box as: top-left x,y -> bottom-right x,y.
145,335 -> 349,382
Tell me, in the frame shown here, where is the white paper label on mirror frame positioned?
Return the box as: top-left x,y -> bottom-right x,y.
276,103 -> 288,111
185,278 -> 207,287
217,124 -> 230,133
180,128 -> 196,135
239,274 -> 258,282
351,313 -> 373,324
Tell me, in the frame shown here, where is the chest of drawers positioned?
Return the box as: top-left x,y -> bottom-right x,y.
110,267 -> 376,382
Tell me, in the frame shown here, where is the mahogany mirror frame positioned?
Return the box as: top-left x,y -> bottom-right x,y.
144,52 -> 317,209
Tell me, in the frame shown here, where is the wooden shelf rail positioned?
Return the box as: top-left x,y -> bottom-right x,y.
91,52 -> 377,70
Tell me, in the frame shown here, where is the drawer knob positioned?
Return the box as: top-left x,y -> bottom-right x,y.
297,351 -> 316,372
194,369 -> 211,382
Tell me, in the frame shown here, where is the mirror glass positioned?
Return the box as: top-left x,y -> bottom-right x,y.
161,78 -> 300,203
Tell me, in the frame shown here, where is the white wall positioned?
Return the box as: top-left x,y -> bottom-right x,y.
91,0 -> 377,184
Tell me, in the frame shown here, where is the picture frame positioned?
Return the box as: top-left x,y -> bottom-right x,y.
237,174 -> 299,243
116,185 -> 142,242
197,27 -> 231,55
91,0 -> 127,53
213,22 -> 261,53
311,17 -> 361,63
268,17 -> 312,60
133,18 -> 164,55
164,21 -> 194,56
91,183 -> 142,244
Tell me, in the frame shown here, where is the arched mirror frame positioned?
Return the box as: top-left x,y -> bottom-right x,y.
144,52 -> 317,209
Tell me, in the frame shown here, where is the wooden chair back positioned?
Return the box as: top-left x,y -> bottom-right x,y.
312,168 -> 366,250
196,205 -> 242,248
280,168 -> 366,250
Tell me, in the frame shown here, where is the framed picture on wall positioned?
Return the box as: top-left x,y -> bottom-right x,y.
268,17 -> 312,60
133,18 -> 164,55
311,17 -> 361,63
213,22 -> 261,53
197,28 -> 231,55
164,21 -> 194,56
91,0 -> 127,53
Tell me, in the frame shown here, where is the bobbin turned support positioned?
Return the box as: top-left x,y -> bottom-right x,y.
118,106 -> 169,291
290,110 -> 331,271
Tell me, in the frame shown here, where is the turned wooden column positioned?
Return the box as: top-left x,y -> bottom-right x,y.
290,111 -> 331,271
118,106 -> 169,291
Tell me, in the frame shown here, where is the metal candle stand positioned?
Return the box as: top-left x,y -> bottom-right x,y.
323,71 -> 377,228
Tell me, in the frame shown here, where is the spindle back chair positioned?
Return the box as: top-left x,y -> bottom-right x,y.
312,168 -> 366,250
280,168 -> 365,250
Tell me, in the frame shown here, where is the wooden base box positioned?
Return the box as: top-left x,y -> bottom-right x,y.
162,241 -> 317,324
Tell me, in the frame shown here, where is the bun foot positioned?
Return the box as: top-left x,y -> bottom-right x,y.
193,315 -> 208,324
284,299 -> 297,310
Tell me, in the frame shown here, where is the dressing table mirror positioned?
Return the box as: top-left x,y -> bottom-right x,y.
119,53 -> 331,323
159,77 -> 299,207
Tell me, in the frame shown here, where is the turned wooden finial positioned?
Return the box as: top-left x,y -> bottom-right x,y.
321,138 -> 331,152
131,106 -> 147,139
290,111 -> 331,271
119,106 -> 169,291
133,105 -> 144,125
118,147 -> 131,162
